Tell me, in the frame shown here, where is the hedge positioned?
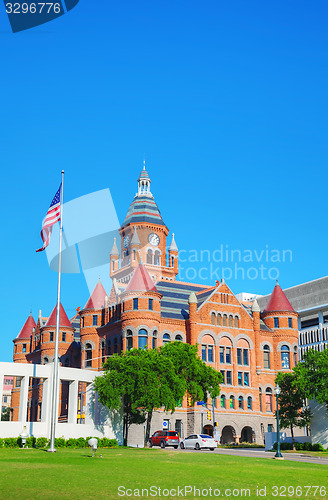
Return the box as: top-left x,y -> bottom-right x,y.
0,437 -> 118,449
273,441 -> 326,452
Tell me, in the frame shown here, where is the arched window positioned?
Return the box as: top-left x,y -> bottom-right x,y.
229,315 -> 233,327
175,334 -> 183,341
201,334 -> 215,362
265,388 -> 273,412
223,314 -> 227,326
85,343 -> 92,368
43,356 -> 49,365
211,312 -> 216,325
220,395 -> 226,408
263,345 -> 270,369
234,316 -> 239,328
138,329 -> 148,349
247,396 -> 252,410
238,396 -> 244,409
101,341 -> 106,363
217,314 -> 222,326
154,250 -> 160,266
259,388 -> 262,412
163,333 -> 171,345
152,330 -> 158,349
147,249 -> 153,264
229,395 -> 235,409
113,338 -> 118,353
293,346 -> 298,366
107,338 -> 111,355
171,256 -> 175,267
281,345 -> 290,369
126,330 -> 133,351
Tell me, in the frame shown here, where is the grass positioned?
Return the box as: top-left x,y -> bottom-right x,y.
0,447 -> 327,499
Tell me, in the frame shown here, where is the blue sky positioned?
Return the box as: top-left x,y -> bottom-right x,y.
0,1 -> 327,361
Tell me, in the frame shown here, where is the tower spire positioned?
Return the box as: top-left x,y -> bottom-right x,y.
137,162 -> 152,197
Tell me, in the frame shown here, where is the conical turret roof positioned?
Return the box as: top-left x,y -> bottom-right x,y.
125,263 -> 158,292
45,303 -> 73,328
83,280 -> 108,310
17,313 -> 36,339
264,282 -> 295,312
110,237 -> 119,256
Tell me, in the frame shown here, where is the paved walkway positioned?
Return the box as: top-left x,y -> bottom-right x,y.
181,447 -> 328,465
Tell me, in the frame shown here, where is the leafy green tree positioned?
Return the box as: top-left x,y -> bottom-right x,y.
294,348 -> 328,411
1,407 -> 10,421
95,342 -> 222,447
275,372 -> 312,449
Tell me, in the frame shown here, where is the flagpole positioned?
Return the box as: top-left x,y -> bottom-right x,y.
48,170 -> 64,453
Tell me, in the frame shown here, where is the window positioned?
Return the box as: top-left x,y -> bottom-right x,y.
113,338 -> 118,353
225,347 -> 231,364
149,299 -> 153,311
229,315 -> 233,327
265,388 -> 273,412
268,424 -> 274,433
274,317 -> 279,328
263,345 -> 270,369
219,347 -> 225,363
152,330 -> 158,349
43,356 -> 49,364
238,396 -> 243,409
238,372 -> 243,386
243,349 -> 249,366
208,345 -> 214,362
107,339 -> 111,355
133,298 -> 138,310
62,332 -> 66,342
223,314 -> 227,326
125,331 -> 132,350
217,314 -> 222,326
293,346 -> 298,366
3,396 -> 7,403
220,370 -> 225,384
138,329 -> 147,349
147,249 -> 153,264
14,345 -> 17,353
234,316 -> 239,328
229,396 -> 234,409
163,333 -> 171,345
154,250 -> 160,265
226,371 -> 232,385
220,395 -> 226,408
211,312 -> 216,325
288,317 -> 293,328
281,345 -> 290,369
259,388 -> 262,412
93,315 -> 98,326
247,397 -> 252,410
244,373 -> 249,386
202,345 -> 207,362
101,341 -> 105,363
85,343 -> 92,368
175,334 -> 182,341
237,348 -> 242,365
22,344 -> 27,353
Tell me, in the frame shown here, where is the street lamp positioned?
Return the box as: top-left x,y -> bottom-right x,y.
274,385 -> 283,460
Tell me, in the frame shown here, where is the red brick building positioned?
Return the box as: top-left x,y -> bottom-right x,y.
12,165 -> 299,444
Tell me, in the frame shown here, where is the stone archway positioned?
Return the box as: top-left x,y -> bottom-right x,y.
221,425 -> 236,444
240,426 -> 253,443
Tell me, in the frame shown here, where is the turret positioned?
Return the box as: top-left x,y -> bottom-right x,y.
130,226 -> 141,266
187,292 -> 198,345
110,237 -> 120,276
13,313 -> 36,363
168,233 -> 178,273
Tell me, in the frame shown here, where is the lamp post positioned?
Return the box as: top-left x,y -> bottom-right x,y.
274,384 -> 283,459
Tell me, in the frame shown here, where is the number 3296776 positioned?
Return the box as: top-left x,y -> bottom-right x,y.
6,3 -> 62,14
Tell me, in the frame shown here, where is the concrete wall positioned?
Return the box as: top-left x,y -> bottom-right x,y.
310,401 -> 328,448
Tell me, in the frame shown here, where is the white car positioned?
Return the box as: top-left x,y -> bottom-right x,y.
180,434 -> 218,451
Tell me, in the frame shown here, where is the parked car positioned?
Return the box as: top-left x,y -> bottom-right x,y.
149,430 -> 180,449
180,434 -> 218,450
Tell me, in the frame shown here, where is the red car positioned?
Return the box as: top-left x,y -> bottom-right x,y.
149,430 -> 180,449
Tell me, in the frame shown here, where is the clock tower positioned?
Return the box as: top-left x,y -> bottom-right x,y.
110,163 -> 179,284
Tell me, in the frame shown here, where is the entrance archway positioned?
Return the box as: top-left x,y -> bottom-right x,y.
203,424 -> 213,436
221,425 -> 236,444
241,426 -> 253,443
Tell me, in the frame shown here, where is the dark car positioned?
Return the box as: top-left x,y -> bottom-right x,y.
149,430 -> 180,449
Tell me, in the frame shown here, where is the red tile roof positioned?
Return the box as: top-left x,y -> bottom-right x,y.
44,303 -> 72,328
17,314 -> 36,339
264,283 -> 295,312
83,280 -> 107,310
125,263 -> 158,292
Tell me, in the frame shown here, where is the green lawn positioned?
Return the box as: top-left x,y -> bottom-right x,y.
0,448 -> 327,499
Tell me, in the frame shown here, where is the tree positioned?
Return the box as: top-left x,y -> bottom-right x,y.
275,372 -> 312,449
94,342 -> 222,447
294,349 -> 328,411
1,407 -> 10,421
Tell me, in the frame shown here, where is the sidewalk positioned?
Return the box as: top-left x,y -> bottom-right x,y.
213,447 -> 328,465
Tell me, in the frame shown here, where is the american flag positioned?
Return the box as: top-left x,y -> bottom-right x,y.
36,184 -> 62,252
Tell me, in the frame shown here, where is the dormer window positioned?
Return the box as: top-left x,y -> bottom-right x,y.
288,317 -> 293,328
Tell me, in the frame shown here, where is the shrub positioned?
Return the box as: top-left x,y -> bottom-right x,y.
3,438 -> 19,448
54,438 -> 66,448
0,438 -> 3,448
65,438 -> 78,448
311,443 -> 324,451
36,437 -> 49,448
75,437 -> 87,448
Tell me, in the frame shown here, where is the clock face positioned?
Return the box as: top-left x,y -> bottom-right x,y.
148,233 -> 160,247
123,235 -> 130,248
